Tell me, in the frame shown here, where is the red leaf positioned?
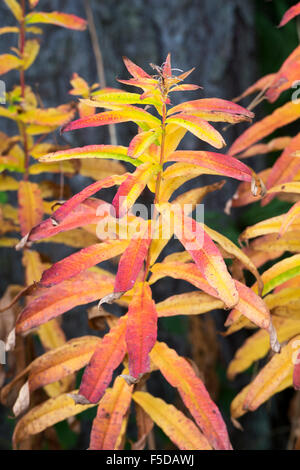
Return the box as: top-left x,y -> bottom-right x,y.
126,283 -> 157,378
150,342 -> 232,450
114,225 -> 151,293
79,317 -> 127,403
166,151 -> 252,182
16,270 -> 115,334
40,239 -> 129,287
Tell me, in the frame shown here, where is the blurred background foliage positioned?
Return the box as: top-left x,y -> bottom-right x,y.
0,0 -> 299,450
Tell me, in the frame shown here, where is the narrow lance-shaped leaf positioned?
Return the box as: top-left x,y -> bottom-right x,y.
62,105 -> 160,133
13,390 -> 96,449
150,342 -> 232,450
78,316 -> 127,404
25,11 -> 87,30
114,223 -> 151,294
168,98 -> 254,123
39,144 -> 142,167
18,181 -> 44,236
39,239 -> 129,287
229,102 -> 300,156
133,391 -> 212,450
89,373 -> 133,450
279,2 -> 300,27
166,114 -> 225,149
242,336 -> 300,412
126,283 -> 157,379
166,151 -> 253,182
159,204 -> 238,308
16,270 -> 115,334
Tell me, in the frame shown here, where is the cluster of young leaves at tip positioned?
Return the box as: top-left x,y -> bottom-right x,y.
220,2 -> 300,429
0,0 -> 129,449
3,46 -> 284,451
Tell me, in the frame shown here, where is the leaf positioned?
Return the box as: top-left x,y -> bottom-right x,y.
240,215 -> 300,240
89,374 -> 133,450
228,316 -> 300,379
237,137 -> 292,159
123,56 -> 152,79
233,73 -> 276,102
18,181 -> 44,236
112,163 -> 159,217
19,105 -> 76,127
204,225 -> 263,293
114,225 -> 151,293
156,291 -> 224,317
79,316 -> 127,404
168,98 -> 254,123
39,144 -> 141,167
166,114 -> 225,149
229,102 -> 300,156
4,0 -> 22,21
255,254 -> 300,296
159,204 -> 238,308
230,281 -> 271,330
62,106 -> 160,133
39,239 -> 129,287
166,151 -> 253,182
13,390 -> 96,448
128,129 -> 160,159
150,262 -> 219,298
150,342 -> 232,450
268,182 -> 300,195
279,3 -> 300,27
265,45 -> 300,102
18,199 -> 104,246
15,270 -> 115,334
126,283 -> 157,378
278,201 -> 300,236
28,336 -> 101,393
0,54 -> 22,75
32,173 -> 126,228
25,11 -> 87,30
263,133 -> 300,206
242,336 -> 300,411
91,87 -> 161,109
23,39 -> 40,70
133,391 -> 211,450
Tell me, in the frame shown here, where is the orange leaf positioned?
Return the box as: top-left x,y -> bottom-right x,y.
62,106 -> 160,132
159,204 -> 238,308
28,336 -> 101,393
133,391 -> 212,450
126,283 -> 157,378
25,11 -> 87,30
166,151 -> 253,182
168,98 -> 254,123
229,102 -> 300,156
18,181 -> 44,236
39,239 -> 129,287
150,342 -> 232,450
79,316 -> 127,403
89,374 -> 133,450
16,270 -> 115,334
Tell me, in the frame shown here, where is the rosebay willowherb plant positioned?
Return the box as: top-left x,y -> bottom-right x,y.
3,40 -> 281,447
